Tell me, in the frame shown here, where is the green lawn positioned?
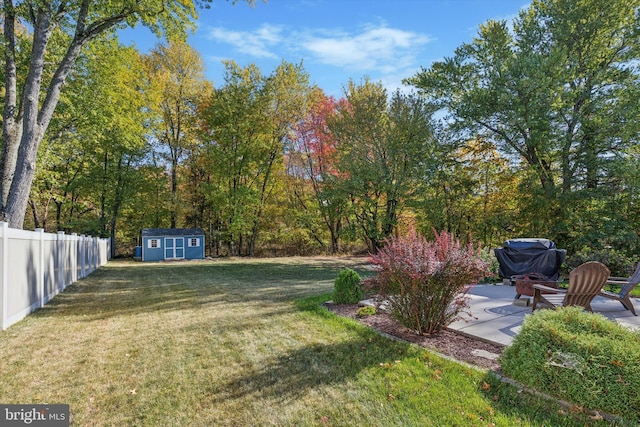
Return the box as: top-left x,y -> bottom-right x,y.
0,258 -> 611,426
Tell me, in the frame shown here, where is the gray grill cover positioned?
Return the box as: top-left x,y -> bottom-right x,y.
494,238 -> 566,279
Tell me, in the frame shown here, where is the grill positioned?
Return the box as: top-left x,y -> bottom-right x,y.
494,238 -> 566,279
494,238 -> 566,300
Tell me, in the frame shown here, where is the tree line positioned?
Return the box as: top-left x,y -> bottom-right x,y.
2,0 -> 639,260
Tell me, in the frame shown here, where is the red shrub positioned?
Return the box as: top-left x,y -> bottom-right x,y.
364,228 -> 491,335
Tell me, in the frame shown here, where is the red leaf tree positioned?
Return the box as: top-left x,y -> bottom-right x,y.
287,89 -> 349,253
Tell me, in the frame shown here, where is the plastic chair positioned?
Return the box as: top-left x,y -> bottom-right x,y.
532,261 -> 610,312
598,261 -> 640,316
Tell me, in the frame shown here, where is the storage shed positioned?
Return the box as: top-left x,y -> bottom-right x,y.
141,228 -> 205,262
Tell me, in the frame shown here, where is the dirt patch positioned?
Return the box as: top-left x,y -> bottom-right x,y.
326,302 -> 505,371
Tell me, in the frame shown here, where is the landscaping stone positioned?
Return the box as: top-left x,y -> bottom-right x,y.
471,349 -> 501,361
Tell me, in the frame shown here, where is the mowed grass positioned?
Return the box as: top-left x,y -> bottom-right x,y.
0,258 -> 611,426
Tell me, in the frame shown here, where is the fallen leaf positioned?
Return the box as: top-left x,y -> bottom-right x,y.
387,393 -> 395,401
589,412 -> 603,421
481,381 -> 491,391
321,416 -> 329,424
569,405 -> 585,414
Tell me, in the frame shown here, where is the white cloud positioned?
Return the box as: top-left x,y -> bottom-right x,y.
205,21 -> 430,75
203,22 -> 431,95
205,23 -> 284,59
302,25 -> 431,73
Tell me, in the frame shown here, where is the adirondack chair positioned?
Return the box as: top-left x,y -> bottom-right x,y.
598,261 -> 640,316
532,261 -> 610,312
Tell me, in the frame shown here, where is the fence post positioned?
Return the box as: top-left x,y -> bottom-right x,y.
1,222 -> 7,330
80,235 -> 86,278
87,236 -> 93,273
93,236 -> 98,271
36,228 -> 45,309
71,233 -> 77,283
57,231 -> 65,292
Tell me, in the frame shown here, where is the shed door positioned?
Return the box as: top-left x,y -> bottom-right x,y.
164,238 -> 185,259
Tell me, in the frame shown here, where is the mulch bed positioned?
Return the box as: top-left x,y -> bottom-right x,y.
325,302 -> 505,371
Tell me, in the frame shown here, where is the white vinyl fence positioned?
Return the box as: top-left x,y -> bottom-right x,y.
0,222 -> 111,330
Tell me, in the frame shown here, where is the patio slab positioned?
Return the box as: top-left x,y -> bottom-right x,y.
448,284 -> 640,346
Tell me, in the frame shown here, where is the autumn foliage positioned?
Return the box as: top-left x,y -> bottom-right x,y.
365,228 -> 491,335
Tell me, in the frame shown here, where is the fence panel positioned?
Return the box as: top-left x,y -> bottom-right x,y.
0,222 -> 111,330
42,234 -> 58,305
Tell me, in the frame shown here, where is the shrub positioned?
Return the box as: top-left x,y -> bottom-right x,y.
501,307 -> 640,422
364,228 -> 491,335
480,247 -> 500,283
332,268 -> 363,304
564,247 -> 635,277
356,306 -> 376,317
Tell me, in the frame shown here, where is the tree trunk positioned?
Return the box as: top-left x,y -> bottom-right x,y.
109,157 -> 126,258
55,200 -> 63,231
1,2 -> 22,209
170,155 -> 178,228
1,1 -> 135,228
383,197 -> 398,238
248,150 -> 278,256
28,199 -> 41,229
1,7 -> 56,227
100,152 -> 109,235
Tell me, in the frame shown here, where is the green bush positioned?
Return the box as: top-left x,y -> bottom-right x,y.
356,305 -> 376,317
501,307 -> 640,422
332,268 -> 363,304
564,247 -> 635,277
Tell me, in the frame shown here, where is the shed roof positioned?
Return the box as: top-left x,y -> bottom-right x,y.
142,228 -> 205,237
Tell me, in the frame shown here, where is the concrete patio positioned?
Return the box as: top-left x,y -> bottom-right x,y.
448,284 -> 640,346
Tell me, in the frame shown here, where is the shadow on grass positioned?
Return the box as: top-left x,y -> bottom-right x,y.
207,328 -> 413,404
478,372 -> 625,427
30,259 -> 371,322
204,294 -> 415,405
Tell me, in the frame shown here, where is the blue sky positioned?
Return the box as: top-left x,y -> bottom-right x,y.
121,0 -> 528,97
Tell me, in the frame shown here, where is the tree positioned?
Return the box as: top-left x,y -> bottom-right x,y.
87,41 -> 149,257
199,60 -> 312,256
407,18 -> 559,196
329,79 -> 435,251
287,88 -> 347,253
27,39 -> 150,258
144,40 -> 212,228
1,0 -> 252,229
199,62 -> 268,255
413,136 -> 519,248
247,60 -> 312,255
407,0 -> 640,251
